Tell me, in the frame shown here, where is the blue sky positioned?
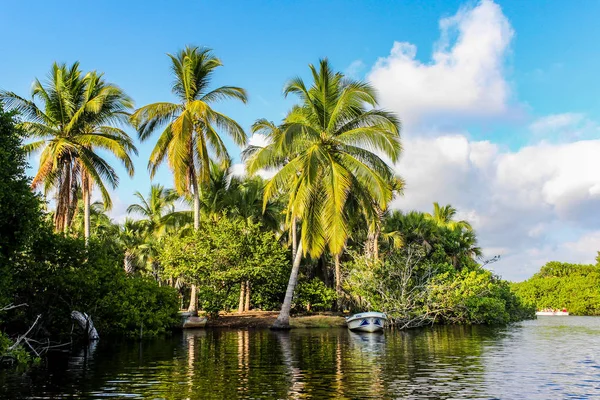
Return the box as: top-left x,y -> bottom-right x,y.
2,0 -> 600,280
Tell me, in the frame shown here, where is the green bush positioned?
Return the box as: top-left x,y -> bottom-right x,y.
345,246 -> 534,326
293,278 -> 337,312
4,224 -> 179,339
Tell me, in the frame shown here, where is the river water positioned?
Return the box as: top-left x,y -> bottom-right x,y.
1,316 -> 599,399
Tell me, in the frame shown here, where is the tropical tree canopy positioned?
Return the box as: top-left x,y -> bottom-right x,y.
0,62 -> 136,231
127,184 -> 186,236
425,202 -> 473,231
245,59 -> 402,259
130,46 -> 248,195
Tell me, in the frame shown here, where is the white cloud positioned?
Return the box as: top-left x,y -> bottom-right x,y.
365,0 -> 600,280
368,0 -> 514,126
392,133 -> 600,280
232,133 -> 277,179
529,113 -> 584,133
345,60 -> 365,78
529,113 -> 599,142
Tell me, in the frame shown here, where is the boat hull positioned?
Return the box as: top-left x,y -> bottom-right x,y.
535,311 -> 569,316
346,312 -> 387,332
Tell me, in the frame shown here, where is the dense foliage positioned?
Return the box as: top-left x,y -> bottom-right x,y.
512,261 -> 600,315
344,211 -> 534,327
160,218 -> 290,316
0,105 -> 179,368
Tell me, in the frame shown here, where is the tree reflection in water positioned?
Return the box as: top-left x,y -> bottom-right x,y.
11,323 -> 594,399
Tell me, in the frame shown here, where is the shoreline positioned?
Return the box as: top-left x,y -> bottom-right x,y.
182,311 -> 348,329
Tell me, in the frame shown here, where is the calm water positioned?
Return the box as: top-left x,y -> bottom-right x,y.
2,317 -> 600,399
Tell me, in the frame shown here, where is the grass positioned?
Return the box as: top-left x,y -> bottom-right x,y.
290,314 -> 347,328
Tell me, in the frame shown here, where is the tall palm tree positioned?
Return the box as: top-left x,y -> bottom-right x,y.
245,59 -> 402,328
130,46 -> 247,314
0,62 -> 136,239
425,202 -> 472,231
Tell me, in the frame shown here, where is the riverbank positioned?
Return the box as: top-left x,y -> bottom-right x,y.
198,311 -> 347,329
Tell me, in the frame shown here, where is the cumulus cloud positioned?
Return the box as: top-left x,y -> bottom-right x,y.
392,133 -> 600,280
368,0 -> 514,126
366,0 -> 600,280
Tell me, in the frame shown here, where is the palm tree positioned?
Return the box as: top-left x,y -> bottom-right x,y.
245,59 -> 402,328
126,184 -> 189,279
130,46 -> 247,314
72,199 -> 119,238
127,184 -> 187,236
0,62 -> 136,239
119,218 -> 146,274
425,202 -> 472,231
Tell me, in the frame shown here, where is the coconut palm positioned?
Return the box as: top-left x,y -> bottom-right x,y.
425,202 -> 473,231
127,184 -> 187,237
130,46 -> 247,314
198,159 -> 282,231
72,199 -> 119,238
0,62 -> 136,238
119,218 -> 146,274
245,59 -> 402,328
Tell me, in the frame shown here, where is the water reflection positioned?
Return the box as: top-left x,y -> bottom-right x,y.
2,318 -> 600,399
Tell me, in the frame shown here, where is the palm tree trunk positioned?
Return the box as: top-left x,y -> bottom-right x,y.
334,253 -> 342,310
83,184 -> 91,243
192,176 -> 200,230
272,242 -> 303,329
373,225 -> 380,261
124,253 -> 134,274
187,284 -> 198,315
238,282 -> 245,313
291,218 -> 297,259
187,176 -> 201,316
244,281 -> 250,311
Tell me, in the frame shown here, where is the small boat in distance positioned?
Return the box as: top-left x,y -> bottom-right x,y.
536,308 -> 569,316
346,312 -> 387,332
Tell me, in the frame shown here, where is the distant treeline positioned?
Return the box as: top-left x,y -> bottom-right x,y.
512,260 -> 600,315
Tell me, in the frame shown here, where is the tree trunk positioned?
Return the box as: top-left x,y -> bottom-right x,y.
71,311 -> 99,341
83,180 -> 91,243
335,253 -> 342,310
244,281 -> 251,312
124,253 -> 134,274
192,178 -> 200,231
187,177 -> 201,316
335,253 -> 341,295
291,218 -> 297,260
238,282 -> 245,313
272,242 -> 303,329
373,225 -> 380,261
187,284 -> 198,315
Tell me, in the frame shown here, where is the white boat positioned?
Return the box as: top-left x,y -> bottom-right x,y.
536,311 -> 569,316
346,312 -> 387,332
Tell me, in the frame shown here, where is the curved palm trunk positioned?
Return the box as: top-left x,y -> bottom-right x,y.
291,218 -> 297,259
272,242 -> 303,329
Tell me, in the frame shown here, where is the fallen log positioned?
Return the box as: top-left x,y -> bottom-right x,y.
71,311 -> 99,341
